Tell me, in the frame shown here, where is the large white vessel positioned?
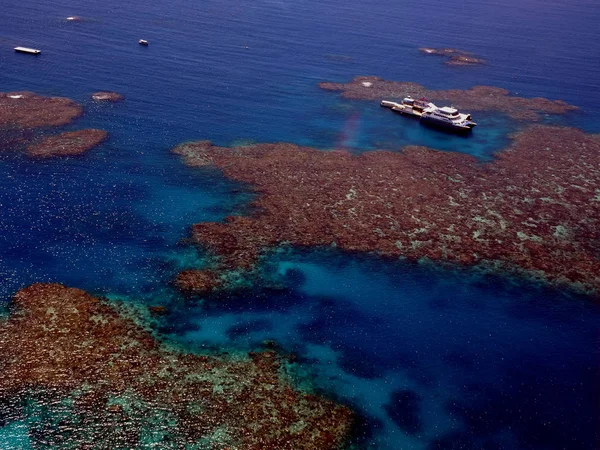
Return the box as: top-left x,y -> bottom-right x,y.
381,97 -> 477,133
420,106 -> 477,132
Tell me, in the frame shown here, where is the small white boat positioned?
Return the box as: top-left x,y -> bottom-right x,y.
14,47 -> 41,55
420,106 -> 477,132
139,39 -> 149,46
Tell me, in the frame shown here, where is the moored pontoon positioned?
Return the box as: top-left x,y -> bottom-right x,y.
380,100 -> 402,109
391,97 -> 436,118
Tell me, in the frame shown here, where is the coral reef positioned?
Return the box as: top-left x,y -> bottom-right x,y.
0,283 -> 353,449
0,91 -> 111,158
91,91 -> 125,102
319,77 -> 578,120
0,92 -> 82,129
148,305 -> 168,316
419,47 -> 487,66
174,126 -> 600,295
446,54 -> 487,66
175,269 -> 224,294
26,129 -> 108,158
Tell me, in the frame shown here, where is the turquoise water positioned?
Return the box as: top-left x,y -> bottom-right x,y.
167,251 -> 598,449
1,0 -> 599,448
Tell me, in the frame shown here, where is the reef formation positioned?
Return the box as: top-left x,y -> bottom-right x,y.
419,47 -> 487,66
0,283 -> 353,449
319,77 -> 578,121
0,91 -> 111,158
26,129 -> 108,158
174,126 -> 600,296
91,91 -> 124,102
0,92 -> 82,129
176,269 -> 224,294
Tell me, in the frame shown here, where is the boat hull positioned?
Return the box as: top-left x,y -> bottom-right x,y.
14,47 -> 41,55
391,106 -> 422,118
420,117 -> 475,133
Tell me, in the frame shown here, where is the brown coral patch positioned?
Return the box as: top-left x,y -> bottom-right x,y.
446,54 -> 487,66
175,269 -> 223,294
26,129 -> 108,158
148,305 -> 168,316
0,92 -> 83,129
419,47 -> 487,66
0,283 -> 353,448
319,77 -> 578,120
91,91 -> 125,102
174,126 -> 600,296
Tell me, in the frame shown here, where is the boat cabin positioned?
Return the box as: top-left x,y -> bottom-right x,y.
438,106 -> 460,117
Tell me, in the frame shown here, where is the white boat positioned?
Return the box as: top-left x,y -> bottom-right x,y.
14,47 -> 41,55
139,39 -> 149,46
391,97 -> 437,118
420,106 -> 477,132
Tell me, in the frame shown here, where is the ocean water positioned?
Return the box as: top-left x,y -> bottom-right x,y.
1,0 -> 599,448
168,251 -> 598,449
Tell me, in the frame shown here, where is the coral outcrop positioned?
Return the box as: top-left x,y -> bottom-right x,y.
319,77 -> 578,120
26,129 -> 108,158
174,126 -> 600,295
0,283 -> 353,449
0,92 -> 82,128
175,269 -> 224,294
91,91 -> 125,102
0,91 -> 111,158
419,47 -> 487,66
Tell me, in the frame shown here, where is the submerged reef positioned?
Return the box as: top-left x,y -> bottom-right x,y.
446,54 -> 487,66
419,47 -> 487,66
174,126 -> 600,296
91,91 -> 125,102
26,129 -> 108,158
0,91 -> 110,158
176,269 -> 224,294
0,283 -> 353,449
0,92 -> 82,129
319,77 -> 578,120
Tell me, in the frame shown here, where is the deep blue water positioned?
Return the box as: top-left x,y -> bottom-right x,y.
1,0 -> 599,448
